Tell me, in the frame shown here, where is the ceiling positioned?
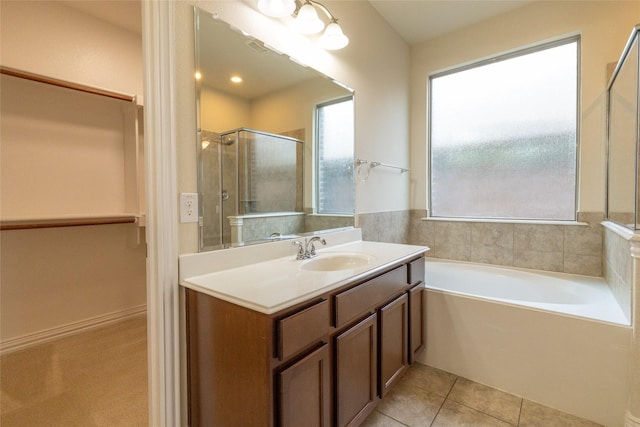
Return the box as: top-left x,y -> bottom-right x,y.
196,11 -> 325,99
368,0 -> 533,45
62,0 -> 534,45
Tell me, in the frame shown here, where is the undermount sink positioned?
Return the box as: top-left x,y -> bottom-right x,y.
300,253 -> 374,272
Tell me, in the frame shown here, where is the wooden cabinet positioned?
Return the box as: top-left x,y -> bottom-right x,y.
185,255 -> 426,427
335,314 -> 378,427
278,344 -> 331,427
334,267 -> 406,329
408,284 -> 425,362
277,300 -> 329,361
379,293 -> 409,398
408,258 -> 426,362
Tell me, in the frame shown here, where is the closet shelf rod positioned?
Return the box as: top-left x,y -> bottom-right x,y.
356,158 -> 409,173
0,66 -> 136,102
0,215 -> 137,231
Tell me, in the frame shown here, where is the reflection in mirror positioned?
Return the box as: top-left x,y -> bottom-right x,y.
195,7 -> 355,251
607,27 -> 639,229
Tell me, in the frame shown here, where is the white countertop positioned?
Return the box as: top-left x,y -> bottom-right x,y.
180,236 -> 427,314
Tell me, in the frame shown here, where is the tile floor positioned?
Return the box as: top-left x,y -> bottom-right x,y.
1,317 -> 601,427
362,363 -> 602,427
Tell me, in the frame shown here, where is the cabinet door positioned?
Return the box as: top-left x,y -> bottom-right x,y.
408,284 -> 425,362
335,314 -> 377,427
379,293 -> 408,397
278,344 -> 330,427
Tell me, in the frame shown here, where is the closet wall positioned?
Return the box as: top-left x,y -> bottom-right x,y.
0,1 -> 146,352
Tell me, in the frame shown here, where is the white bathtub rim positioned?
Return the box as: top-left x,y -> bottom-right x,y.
424,258 -> 630,327
425,257 -> 606,284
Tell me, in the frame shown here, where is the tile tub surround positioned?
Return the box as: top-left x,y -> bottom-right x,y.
603,221 -> 633,322
357,210 -> 411,244
406,211 -> 604,277
362,364 -> 602,427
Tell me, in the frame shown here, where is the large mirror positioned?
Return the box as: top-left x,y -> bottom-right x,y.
195,7 -> 355,251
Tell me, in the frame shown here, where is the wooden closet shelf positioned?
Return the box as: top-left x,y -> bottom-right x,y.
0,66 -> 136,102
1,215 -> 138,230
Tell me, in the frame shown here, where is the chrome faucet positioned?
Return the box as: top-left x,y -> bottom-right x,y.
293,237 -> 327,260
305,236 -> 326,258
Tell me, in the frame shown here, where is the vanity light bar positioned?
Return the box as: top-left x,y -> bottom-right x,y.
257,0 -> 349,50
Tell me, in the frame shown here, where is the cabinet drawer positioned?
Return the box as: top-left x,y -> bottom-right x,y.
278,300 -> 329,361
408,257 -> 425,286
334,266 -> 407,329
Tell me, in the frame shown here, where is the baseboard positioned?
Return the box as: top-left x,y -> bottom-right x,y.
0,305 -> 147,356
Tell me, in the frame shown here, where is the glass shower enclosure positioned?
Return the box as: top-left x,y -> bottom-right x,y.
607,25 -> 640,229
200,128 -> 303,249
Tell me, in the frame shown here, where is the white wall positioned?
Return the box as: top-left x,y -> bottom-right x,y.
175,0 -> 411,254
410,1 -> 640,213
1,75 -> 128,218
0,225 -> 147,345
199,86 -> 251,132
0,0 -> 144,101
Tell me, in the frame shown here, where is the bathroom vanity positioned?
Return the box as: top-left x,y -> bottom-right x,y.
180,231 -> 427,426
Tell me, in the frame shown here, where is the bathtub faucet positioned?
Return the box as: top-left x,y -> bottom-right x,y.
293,237 -> 327,260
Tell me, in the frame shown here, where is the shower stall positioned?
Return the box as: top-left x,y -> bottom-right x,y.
200,128 -> 304,249
607,25 -> 640,228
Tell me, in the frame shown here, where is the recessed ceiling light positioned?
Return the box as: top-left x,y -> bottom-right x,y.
230,76 -> 243,84
195,71 -> 202,80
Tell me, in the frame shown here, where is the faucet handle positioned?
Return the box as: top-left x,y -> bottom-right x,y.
292,240 -> 306,260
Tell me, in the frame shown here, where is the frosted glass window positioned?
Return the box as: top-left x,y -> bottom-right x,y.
429,38 -> 578,221
316,97 -> 355,214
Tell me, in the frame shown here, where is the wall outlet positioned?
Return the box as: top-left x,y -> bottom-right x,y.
180,193 -> 199,223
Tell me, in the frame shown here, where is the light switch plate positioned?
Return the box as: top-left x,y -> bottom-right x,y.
180,193 -> 199,223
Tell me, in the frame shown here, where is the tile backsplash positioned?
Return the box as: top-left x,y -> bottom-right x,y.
359,210 -> 604,277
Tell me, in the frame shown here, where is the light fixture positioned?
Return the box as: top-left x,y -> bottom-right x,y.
230,75 -> 243,84
319,20 -> 349,50
293,1 -> 324,34
258,0 -> 295,18
258,0 -> 349,50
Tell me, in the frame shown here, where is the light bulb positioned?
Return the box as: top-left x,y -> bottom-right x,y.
319,22 -> 349,50
293,3 -> 325,34
258,0 -> 295,18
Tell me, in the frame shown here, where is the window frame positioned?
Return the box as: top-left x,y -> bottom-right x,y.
314,95 -> 355,215
427,36 -> 581,222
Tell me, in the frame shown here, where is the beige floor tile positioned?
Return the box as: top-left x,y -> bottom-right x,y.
432,399 -> 514,427
400,362 -> 457,397
376,380 -> 445,426
361,410 -> 408,427
448,377 -> 522,425
519,400 -> 602,427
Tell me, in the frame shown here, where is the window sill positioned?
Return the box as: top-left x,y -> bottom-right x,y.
308,213 -> 355,217
421,217 -> 588,226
